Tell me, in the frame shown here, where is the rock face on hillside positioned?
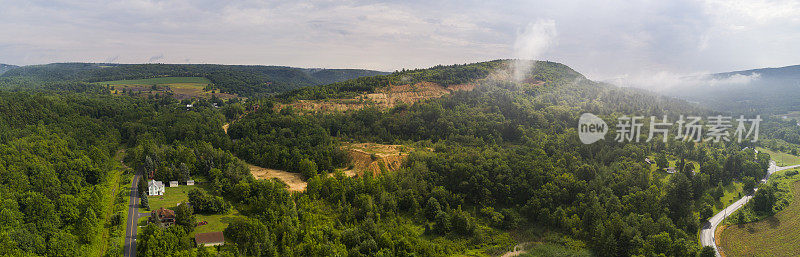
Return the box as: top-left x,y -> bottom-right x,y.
277,82 -> 475,113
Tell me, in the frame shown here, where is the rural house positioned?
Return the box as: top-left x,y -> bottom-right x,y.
186,180 -> 195,186
150,207 -> 176,227
195,231 -> 225,247
169,181 -> 178,187
148,180 -> 165,196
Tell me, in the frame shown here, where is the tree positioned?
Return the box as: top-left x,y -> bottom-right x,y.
174,202 -> 195,232
141,194 -> 150,210
656,154 -> 669,169
752,184 -> 777,214
433,211 -> 451,235
138,177 -> 148,195
424,197 -> 442,221
700,246 -> 716,257
743,177 -> 756,193
299,158 -> 318,179
188,189 -> 230,214
179,163 -> 190,182
224,218 -> 276,257
700,204 -> 714,222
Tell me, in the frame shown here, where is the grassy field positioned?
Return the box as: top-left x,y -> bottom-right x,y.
714,182 -> 744,213
720,178 -> 800,257
99,77 -> 237,100
517,243 -> 592,257
774,111 -> 800,121
86,150 -> 131,256
99,77 -> 212,85
757,147 -> 800,166
648,156 -> 700,184
140,184 -> 243,234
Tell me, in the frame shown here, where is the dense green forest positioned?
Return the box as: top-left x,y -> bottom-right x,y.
0,63 -> 386,97
0,59 -> 793,256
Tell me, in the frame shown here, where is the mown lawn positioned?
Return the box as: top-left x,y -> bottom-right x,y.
757,147 -> 800,166
139,184 -> 242,234
720,179 -> 800,257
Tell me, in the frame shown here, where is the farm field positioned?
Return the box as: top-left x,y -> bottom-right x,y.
99,76 -> 238,100
99,77 -> 212,85
720,179 -> 800,257
757,147 -> 800,166
139,184 -> 243,234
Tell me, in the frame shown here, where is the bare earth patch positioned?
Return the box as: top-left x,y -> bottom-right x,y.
342,142 -> 410,176
247,164 -> 307,192
277,82 -> 476,113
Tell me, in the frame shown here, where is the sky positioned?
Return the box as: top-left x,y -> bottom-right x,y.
1,0 -> 799,81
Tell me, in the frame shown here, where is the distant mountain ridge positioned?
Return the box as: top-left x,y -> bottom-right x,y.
713,65 -> 800,80
1,63 -> 387,96
0,64 -> 18,75
654,64 -> 800,114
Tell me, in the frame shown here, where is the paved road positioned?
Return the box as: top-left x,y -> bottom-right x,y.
124,174 -> 148,257
700,161 -> 800,257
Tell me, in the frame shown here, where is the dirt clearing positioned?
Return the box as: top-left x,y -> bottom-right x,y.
342,142 -> 411,176
248,164 -> 307,192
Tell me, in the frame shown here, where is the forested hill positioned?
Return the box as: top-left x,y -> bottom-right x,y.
0,63 -> 387,96
0,64 -> 17,75
659,64 -> 800,114
277,59 -> 587,101
224,59 -> 752,256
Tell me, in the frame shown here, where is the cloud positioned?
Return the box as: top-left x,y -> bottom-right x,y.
0,0 -> 797,77
105,55 -> 119,63
147,54 -> 164,63
607,71 -> 761,92
512,20 -> 558,82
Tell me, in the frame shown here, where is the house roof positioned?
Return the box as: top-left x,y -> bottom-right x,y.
195,231 -> 225,244
148,180 -> 164,187
153,207 -> 175,219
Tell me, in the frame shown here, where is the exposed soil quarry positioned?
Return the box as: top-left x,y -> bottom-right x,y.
278,82 -> 476,113
342,142 -> 410,176
247,164 -> 307,192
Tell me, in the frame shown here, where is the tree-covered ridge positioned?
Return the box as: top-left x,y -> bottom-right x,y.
0,59 -> 787,256
223,60 -> 767,256
0,64 -> 17,75
278,59 -> 544,100
1,63 -> 387,97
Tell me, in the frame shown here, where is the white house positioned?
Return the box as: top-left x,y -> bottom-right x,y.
186,180 -> 195,186
148,180 -> 165,196
169,181 -> 179,187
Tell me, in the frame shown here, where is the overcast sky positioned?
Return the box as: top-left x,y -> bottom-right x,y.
1,0 -> 798,80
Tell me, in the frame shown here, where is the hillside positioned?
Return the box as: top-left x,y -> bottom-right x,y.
1,63 -> 386,96
224,59 -> 749,256
0,64 -> 17,75
0,59 -> 777,257
659,64 -> 800,114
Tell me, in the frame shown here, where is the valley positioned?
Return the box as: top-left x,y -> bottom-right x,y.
0,59 -> 799,257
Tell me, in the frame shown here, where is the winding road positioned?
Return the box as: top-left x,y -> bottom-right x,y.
700,161 -> 800,257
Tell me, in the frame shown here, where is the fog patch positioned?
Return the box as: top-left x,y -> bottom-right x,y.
606,71 -> 761,92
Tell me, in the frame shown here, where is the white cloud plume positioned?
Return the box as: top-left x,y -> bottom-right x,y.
512,20 -> 557,82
